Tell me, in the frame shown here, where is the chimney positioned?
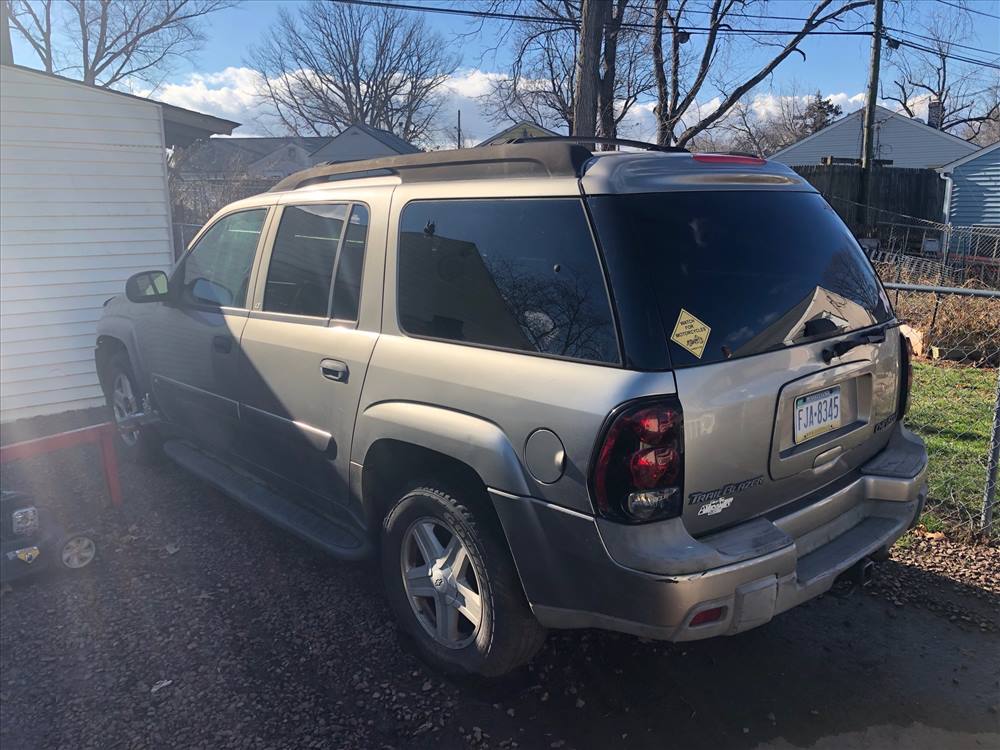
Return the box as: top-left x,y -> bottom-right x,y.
927,99 -> 944,130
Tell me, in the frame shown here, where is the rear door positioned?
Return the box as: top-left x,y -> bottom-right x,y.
236,198 -> 379,520
588,190 -> 901,535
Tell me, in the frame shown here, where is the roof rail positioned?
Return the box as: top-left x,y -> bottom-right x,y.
508,136 -> 688,154
269,141 -> 594,192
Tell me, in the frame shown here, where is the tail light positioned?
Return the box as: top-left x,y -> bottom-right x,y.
592,398 -> 684,523
898,332 -> 913,418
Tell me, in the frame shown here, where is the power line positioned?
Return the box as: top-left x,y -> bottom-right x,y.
935,0 -> 1000,20
333,0 -> 874,37
884,25 -> 999,57
890,36 -> 1000,69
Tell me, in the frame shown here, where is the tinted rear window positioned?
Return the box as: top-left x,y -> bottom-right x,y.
397,198 -> 619,364
589,191 -> 892,367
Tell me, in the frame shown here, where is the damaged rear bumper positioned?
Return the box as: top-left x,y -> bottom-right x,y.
491,425 -> 928,641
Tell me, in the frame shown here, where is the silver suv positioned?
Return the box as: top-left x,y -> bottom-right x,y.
96,140 -> 928,677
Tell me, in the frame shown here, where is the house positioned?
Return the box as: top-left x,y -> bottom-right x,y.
309,123 -> 421,163
938,141 -> 1000,226
476,121 -> 560,147
175,137 -> 332,180
177,124 -> 421,180
0,63 -> 239,422
770,105 -> 979,169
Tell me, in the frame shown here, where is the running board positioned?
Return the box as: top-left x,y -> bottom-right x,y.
163,440 -> 371,561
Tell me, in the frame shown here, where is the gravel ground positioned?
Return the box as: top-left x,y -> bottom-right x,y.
1,419 -> 998,750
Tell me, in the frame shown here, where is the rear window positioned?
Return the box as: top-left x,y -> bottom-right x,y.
397,198 -> 619,364
588,191 -> 892,368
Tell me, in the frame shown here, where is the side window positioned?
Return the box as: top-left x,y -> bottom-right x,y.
263,204 -> 347,317
331,204 -> 369,321
397,199 -> 619,364
182,209 -> 267,308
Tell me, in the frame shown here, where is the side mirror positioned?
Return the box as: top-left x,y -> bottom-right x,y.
125,270 -> 170,303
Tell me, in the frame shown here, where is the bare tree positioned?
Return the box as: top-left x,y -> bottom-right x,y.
478,1 -> 655,138
573,0 -> 606,137
248,2 -> 457,145
650,0 -> 872,147
6,0 -> 235,88
882,3 -> 1000,142
725,87 -> 844,156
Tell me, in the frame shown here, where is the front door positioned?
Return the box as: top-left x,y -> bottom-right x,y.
237,202 -> 377,521
138,208 -> 270,454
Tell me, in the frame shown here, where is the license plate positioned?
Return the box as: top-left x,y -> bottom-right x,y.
794,386 -> 841,444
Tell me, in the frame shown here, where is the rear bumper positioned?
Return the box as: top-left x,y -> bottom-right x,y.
491,425 -> 928,641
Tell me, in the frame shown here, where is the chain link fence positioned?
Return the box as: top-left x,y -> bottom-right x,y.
851,200 -> 1000,538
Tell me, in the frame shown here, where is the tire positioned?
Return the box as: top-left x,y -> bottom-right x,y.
381,484 -> 546,677
105,351 -> 160,462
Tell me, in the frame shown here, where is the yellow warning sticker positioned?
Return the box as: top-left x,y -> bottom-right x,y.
670,309 -> 711,358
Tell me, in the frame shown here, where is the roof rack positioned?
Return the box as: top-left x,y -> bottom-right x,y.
508,136 -> 689,154
269,141 -> 595,192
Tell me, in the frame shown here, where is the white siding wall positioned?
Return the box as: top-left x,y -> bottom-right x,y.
1,66 -> 173,422
771,107 -> 978,169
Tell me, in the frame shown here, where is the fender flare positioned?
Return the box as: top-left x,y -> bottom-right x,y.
95,317 -> 146,394
353,401 -> 532,496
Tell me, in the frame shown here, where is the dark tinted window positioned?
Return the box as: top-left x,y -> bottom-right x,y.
182,209 -> 267,308
589,191 -> 892,367
397,199 -> 618,364
331,204 -> 369,321
263,204 -> 347,317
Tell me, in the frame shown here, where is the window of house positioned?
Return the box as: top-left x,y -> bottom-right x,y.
181,209 -> 267,308
397,199 -> 619,364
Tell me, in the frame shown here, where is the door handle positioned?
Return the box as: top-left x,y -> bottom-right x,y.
320,358 -> 349,383
212,335 -> 233,354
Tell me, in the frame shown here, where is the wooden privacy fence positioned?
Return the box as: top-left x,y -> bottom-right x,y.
792,165 -> 945,231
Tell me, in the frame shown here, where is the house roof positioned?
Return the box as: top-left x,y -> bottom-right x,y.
769,105 -> 979,161
937,140 -> 1000,173
177,136 -> 333,174
476,121 -> 560,147
347,123 -> 422,154
0,62 -> 239,147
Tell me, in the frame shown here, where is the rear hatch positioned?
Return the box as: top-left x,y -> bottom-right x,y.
588,188 -> 901,535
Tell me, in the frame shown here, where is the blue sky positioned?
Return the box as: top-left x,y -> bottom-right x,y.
8,0 -> 1000,142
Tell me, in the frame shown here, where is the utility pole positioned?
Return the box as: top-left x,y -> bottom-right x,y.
457,109 -> 462,150
859,0 -> 884,230
572,0 -> 607,138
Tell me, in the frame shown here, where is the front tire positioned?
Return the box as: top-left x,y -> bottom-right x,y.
105,352 -> 159,462
381,484 -> 546,677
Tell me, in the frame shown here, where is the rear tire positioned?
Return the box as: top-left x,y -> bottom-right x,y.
105,352 -> 160,462
381,484 -> 546,677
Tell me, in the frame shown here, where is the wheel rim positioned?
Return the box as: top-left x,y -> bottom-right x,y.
62,536 -> 96,569
400,517 -> 483,649
111,372 -> 139,446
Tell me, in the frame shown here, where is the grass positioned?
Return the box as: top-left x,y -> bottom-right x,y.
905,361 -> 997,533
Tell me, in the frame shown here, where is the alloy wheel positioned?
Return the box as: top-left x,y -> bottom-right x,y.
400,517 -> 483,649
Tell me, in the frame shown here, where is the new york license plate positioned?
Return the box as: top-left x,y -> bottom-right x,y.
794,386 -> 841,444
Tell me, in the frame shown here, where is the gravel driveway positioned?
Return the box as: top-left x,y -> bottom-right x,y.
1,421 -> 998,750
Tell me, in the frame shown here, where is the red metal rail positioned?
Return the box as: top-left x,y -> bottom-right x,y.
0,423 -> 122,506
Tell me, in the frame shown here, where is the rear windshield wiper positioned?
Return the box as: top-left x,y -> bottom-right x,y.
821,322 -> 893,364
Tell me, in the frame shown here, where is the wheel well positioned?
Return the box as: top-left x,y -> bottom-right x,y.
95,336 -> 128,395
362,439 -> 494,538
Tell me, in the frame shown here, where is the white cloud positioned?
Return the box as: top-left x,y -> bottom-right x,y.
147,66 -> 267,127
